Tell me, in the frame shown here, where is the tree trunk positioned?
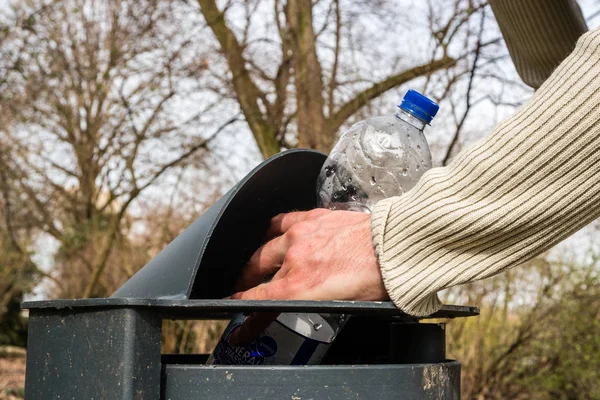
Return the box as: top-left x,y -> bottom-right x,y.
198,0 -> 280,159
286,0 -> 329,152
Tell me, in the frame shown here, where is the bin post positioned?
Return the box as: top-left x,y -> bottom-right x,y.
24,307 -> 161,400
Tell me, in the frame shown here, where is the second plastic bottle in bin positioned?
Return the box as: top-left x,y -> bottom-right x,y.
208,90 -> 439,365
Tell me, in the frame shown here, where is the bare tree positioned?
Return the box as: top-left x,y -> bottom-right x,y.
0,149 -> 39,345
1,0 -> 230,298
195,0 -> 497,157
0,19 -> 43,341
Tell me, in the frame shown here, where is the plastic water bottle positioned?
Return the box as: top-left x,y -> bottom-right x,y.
207,312 -> 347,365
208,90 -> 438,365
317,89 -> 438,212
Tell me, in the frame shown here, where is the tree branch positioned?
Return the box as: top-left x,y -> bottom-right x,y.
81,116 -> 239,297
197,0 -> 279,158
443,8 -> 486,166
327,0 -> 341,117
327,56 -> 456,134
272,0 -> 292,137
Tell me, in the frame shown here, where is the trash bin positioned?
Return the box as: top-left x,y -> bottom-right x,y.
22,149 -> 479,400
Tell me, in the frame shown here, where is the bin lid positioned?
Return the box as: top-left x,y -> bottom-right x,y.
112,149 -> 327,300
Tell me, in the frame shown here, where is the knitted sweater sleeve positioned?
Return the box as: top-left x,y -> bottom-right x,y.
489,0 -> 588,89
371,27 -> 600,316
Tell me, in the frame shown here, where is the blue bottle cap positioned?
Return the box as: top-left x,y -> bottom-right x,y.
399,90 -> 439,124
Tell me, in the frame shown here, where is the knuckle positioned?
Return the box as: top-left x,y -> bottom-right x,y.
237,290 -> 251,300
284,272 -> 304,291
284,244 -> 305,265
307,208 -> 327,219
261,285 -> 277,299
256,285 -> 269,299
270,213 -> 286,226
286,223 -> 308,240
253,285 -> 269,300
263,282 -> 283,300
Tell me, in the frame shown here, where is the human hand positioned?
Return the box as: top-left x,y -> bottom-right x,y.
228,208 -> 387,344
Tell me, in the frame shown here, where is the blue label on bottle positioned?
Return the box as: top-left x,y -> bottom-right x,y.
208,313 -> 332,365
255,335 -> 277,358
210,315 -> 276,365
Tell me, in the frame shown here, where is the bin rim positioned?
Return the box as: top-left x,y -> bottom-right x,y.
22,298 -> 479,320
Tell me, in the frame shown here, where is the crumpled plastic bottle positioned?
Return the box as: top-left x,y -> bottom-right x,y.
317,89 -> 438,212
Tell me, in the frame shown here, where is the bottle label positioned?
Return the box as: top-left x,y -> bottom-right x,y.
208,313 -> 331,365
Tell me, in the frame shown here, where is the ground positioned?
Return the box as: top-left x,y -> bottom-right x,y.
0,356 -> 26,400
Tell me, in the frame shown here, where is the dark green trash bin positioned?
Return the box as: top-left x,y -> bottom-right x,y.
23,299 -> 477,399
22,149 -> 479,399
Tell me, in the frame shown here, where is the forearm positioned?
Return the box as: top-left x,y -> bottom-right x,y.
372,28 -> 600,316
489,0 -> 587,89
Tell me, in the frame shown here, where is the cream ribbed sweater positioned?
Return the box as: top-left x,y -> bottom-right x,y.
371,1 -> 599,316
490,0 -> 587,88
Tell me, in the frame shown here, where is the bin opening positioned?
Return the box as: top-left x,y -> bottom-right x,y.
112,149 -> 327,301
